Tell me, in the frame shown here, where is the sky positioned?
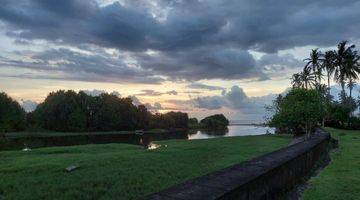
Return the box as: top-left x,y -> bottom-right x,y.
1,0 -> 360,122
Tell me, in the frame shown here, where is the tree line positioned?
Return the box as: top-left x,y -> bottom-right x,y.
1,90 -> 189,132
270,41 -> 360,135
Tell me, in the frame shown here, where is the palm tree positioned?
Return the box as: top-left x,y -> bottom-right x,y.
322,50 -> 336,89
304,49 -> 324,84
291,73 -> 302,88
299,68 -> 316,89
333,41 -> 357,94
334,42 -> 360,98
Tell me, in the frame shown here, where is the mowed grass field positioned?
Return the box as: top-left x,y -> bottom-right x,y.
303,128 -> 360,200
0,135 -> 290,200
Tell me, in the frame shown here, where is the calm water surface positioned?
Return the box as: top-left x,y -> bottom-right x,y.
188,125 -> 275,140
2,125 -> 275,150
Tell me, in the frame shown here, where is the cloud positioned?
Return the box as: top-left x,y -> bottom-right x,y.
128,95 -> 142,106
82,89 -> 107,96
110,91 -> 121,97
128,95 -> 163,112
187,83 -> 225,91
136,89 -> 178,96
20,100 -> 38,112
0,48 -> 163,84
1,0 -> 360,83
1,0 -> 360,53
81,89 -> 121,97
145,102 -> 163,112
136,48 -> 266,81
194,85 -> 275,114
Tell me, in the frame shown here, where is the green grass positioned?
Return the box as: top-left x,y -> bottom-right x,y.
0,135 -> 290,200
303,128 -> 360,200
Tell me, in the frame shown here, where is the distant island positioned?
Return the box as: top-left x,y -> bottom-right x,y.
188,114 -> 229,130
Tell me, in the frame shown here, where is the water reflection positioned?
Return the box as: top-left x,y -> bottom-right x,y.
188,125 -> 274,140
1,125 -> 274,151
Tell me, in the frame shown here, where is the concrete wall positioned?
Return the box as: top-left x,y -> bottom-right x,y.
144,129 -> 332,200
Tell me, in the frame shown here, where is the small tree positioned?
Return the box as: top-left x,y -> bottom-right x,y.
269,88 -> 326,137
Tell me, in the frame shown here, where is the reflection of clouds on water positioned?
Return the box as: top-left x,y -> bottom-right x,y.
188,125 -> 275,140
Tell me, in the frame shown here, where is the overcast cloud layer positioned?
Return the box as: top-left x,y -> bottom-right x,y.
1,0 -> 360,83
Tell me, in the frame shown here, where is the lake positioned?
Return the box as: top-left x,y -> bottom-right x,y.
1,125 -> 275,150
188,125 -> 275,140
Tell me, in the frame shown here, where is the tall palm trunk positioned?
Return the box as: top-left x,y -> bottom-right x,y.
349,78 -> 353,99
341,79 -> 345,94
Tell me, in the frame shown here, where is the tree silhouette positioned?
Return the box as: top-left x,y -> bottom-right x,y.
304,48 -> 324,84
291,73 -> 302,88
333,41 -> 359,97
323,50 -> 336,89
299,68 -> 316,89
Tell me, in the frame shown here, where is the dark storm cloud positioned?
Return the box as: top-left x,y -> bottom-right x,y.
2,0 -> 359,51
136,47 -> 265,80
1,0 -> 360,82
0,48 -> 163,84
187,83 -> 225,91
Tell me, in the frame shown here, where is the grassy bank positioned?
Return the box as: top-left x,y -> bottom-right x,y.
0,135 -> 290,200
303,128 -> 360,200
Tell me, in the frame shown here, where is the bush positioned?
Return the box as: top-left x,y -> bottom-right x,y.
269,88 -> 326,136
200,114 -> 229,129
348,117 -> 360,130
0,92 -> 26,132
325,103 -> 351,128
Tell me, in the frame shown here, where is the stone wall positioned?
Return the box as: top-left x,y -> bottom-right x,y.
144,129 -> 332,200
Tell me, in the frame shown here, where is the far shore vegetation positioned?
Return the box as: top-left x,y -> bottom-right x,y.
0,91 -> 229,135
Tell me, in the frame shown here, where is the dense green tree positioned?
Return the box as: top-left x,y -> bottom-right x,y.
32,90 -> 88,131
31,90 -> 189,132
0,92 -> 26,132
326,102 -> 351,128
200,114 -> 229,129
188,118 -> 200,129
269,89 -> 326,136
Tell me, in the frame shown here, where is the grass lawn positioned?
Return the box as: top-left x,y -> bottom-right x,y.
0,135 -> 290,200
302,128 -> 360,200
